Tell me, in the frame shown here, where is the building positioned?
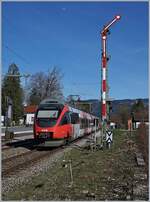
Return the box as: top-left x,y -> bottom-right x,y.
132,112 -> 149,129
24,105 -> 37,126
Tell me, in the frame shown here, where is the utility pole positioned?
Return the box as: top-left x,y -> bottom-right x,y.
101,15 -> 121,125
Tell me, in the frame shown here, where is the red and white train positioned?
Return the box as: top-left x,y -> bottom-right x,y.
33,99 -> 100,146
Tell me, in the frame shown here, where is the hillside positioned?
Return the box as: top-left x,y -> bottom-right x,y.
82,98 -> 148,117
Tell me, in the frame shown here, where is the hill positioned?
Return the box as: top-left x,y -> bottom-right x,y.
80,98 -> 148,118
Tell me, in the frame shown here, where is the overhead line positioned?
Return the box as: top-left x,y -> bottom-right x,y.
3,44 -> 30,65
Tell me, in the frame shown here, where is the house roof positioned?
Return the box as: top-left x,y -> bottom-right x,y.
24,105 -> 38,113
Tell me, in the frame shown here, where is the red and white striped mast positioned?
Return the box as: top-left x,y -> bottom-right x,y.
101,15 -> 121,123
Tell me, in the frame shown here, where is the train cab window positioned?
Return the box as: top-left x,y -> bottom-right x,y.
59,112 -> 70,125
36,109 -> 60,128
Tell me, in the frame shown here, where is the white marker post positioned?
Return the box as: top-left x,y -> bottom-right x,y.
106,130 -> 113,149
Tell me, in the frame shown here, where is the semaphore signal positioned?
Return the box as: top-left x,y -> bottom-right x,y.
101,15 -> 121,123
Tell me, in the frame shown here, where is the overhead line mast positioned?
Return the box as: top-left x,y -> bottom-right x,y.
101,15 -> 121,123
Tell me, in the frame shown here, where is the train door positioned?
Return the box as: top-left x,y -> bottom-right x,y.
70,112 -> 80,139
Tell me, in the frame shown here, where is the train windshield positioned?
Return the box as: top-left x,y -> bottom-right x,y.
36,109 -> 60,127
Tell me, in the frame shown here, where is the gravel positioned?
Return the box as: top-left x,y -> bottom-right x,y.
2,147 -> 31,160
2,148 -> 66,193
2,133 -> 95,194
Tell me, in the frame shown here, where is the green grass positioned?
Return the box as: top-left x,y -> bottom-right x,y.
2,130 -> 148,201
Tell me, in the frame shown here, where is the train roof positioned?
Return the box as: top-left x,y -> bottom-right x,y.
38,99 -> 100,120
38,99 -> 64,110
40,98 -> 65,105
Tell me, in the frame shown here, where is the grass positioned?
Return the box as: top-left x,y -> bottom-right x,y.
2,129 -> 148,201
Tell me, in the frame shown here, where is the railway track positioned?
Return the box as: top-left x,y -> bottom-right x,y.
2,146 -> 12,151
2,133 -> 96,178
2,147 -> 61,177
2,138 -> 39,151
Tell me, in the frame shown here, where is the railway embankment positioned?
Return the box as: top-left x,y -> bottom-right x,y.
2,129 -> 148,201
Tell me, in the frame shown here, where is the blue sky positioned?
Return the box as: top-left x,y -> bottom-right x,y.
2,1 -> 149,100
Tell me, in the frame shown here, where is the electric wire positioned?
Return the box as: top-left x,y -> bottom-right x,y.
3,44 -> 30,65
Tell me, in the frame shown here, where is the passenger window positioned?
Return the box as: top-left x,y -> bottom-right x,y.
70,113 -> 79,124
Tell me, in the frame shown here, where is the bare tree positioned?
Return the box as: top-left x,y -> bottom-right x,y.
27,67 -> 63,105
44,67 -> 63,98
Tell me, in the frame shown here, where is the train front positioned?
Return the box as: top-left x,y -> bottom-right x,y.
33,102 -> 64,146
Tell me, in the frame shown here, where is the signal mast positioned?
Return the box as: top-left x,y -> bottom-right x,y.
101,15 -> 121,124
